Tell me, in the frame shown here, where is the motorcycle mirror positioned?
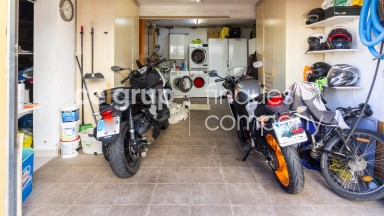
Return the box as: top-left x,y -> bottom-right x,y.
253,61 -> 263,68
111,66 -> 123,72
209,70 -> 219,77
297,106 -> 307,114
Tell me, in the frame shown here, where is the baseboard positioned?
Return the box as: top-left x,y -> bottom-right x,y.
33,149 -> 59,158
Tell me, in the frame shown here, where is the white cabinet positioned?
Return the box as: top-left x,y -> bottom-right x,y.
169,34 -> 185,59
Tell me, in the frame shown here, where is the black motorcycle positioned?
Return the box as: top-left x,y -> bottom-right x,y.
209,63 -> 307,193
94,58 -> 171,178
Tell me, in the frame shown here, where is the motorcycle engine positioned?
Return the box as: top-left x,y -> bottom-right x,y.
134,114 -> 155,144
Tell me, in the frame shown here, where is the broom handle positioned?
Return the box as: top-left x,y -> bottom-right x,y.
75,55 -> 98,125
80,26 -> 84,124
91,22 -> 94,75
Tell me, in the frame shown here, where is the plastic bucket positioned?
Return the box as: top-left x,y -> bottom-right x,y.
79,128 -> 103,155
61,136 -> 80,158
61,105 -> 80,122
61,121 -> 79,141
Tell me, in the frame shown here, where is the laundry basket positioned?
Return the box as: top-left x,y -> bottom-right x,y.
79,128 -> 103,155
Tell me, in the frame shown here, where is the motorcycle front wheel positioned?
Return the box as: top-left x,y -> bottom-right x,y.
320,129 -> 384,201
264,133 -> 304,194
108,121 -> 141,178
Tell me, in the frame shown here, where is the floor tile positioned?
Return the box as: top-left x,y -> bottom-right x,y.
191,205 -> 232,216
217,143 -> 242,156
151,184 -> 191,204
301,183 -> 352,206
355,205 -> 384,216
114,184 -> 155,205
162,155 -> 191,167
107,205 -> 148,216
219,155 -> 249,167
63,205 -> 110,216
233,206 -> 275,216
273,206 -> 317,216
157,168 -> 191,183
191,168 -> 224,183
190,155 -> 220,167
165,145 -> 192,155
311,206 -> 362,216
23,206 -> 69,216
262,183 -> 308,205
252,167 -> 277,184
75,155 -> 108,167
125,168 -> 160,184
141,156 -> 163,167
28,184 -> 87,206
74,184 -> 121,205
222,167 -> 258,184
190,145 -> 217,155
56,167 -> 101,183
148,205 -> 190,216
147,145 -> 168,156
23,183 -> 54,205
33,167 -> 71,183
92,167 -> 127,184
226,184 -> 270,205
191,184 -> 229,205
44,156 -> 83,168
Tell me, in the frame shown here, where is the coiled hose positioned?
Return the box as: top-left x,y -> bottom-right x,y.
359,0 -> 384,59
345,0 -> 384,143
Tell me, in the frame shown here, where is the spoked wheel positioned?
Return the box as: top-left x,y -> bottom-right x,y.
321,129 -> 384,201
265,133 -> 304,194
108,121 -> 141,178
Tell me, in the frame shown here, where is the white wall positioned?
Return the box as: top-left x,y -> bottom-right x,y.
34,0 -> 76,156
323,20 -> 384,122
156,27 -> 252,63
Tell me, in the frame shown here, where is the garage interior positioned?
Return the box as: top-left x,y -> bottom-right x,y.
6,0 -> 384,215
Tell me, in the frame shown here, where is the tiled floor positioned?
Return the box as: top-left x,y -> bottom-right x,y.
23,99 -> 384,216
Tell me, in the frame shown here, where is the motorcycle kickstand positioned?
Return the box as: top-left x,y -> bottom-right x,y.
237,147 -> 254,162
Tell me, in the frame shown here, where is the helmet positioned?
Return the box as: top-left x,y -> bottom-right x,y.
307,62 -> 331,82
307,34 -> 328,51
306,8 -> 325,25
327,27 -> 352,49
327,64 -> 359,87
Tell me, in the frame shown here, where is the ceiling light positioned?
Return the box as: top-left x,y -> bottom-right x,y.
196,0 -> 203,3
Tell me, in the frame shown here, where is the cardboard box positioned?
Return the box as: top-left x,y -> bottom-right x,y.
207,29 -> 219,39
325,6 -> 361,19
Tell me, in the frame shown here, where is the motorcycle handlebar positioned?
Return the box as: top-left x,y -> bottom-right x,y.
120,58 -> 167,84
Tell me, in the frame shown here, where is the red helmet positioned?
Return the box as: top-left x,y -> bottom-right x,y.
327,27 -> 352,49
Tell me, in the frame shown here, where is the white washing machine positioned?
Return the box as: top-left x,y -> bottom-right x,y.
189,44 -> 209,70
169,71 -> 192,99
189,71 -> 209,98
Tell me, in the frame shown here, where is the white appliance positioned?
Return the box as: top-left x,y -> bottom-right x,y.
208,38 -> 248,97
189,71 -> 209,98
189,44 -> 209,70
170,71 -> 192,98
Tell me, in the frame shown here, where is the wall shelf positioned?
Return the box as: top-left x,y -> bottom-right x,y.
18,105 -> 41,116
306,49 -> 363,54
304,16 -> 360,28
324,85 -> 364,90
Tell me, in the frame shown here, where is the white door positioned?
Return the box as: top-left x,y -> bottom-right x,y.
169,34 -> 185,59
208,38 -> 228,97
229,39 -> 248,68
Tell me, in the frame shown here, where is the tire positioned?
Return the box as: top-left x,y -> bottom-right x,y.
320,129 -> 384,201
160,121 -> 169,130
108,121 -> 141,178
265,133 -> 304,194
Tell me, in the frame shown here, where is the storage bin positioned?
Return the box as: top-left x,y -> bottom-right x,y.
22,148 -> 34,202
79,128 -> 103,155
61,105 -> 80,122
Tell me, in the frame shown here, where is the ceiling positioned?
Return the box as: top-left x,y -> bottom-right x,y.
150,18 -> 255,28
137,0 -> 260,6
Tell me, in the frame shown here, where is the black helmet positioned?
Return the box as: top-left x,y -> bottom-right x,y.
307,62 -> 331,82
306,8 -> 325,25
307,33 -> 328,52
327,64 -> 359,87
327,27 -> 353,49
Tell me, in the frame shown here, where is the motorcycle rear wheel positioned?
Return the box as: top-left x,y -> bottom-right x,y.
108,121 -> 141,178
265,133 -> 304,194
